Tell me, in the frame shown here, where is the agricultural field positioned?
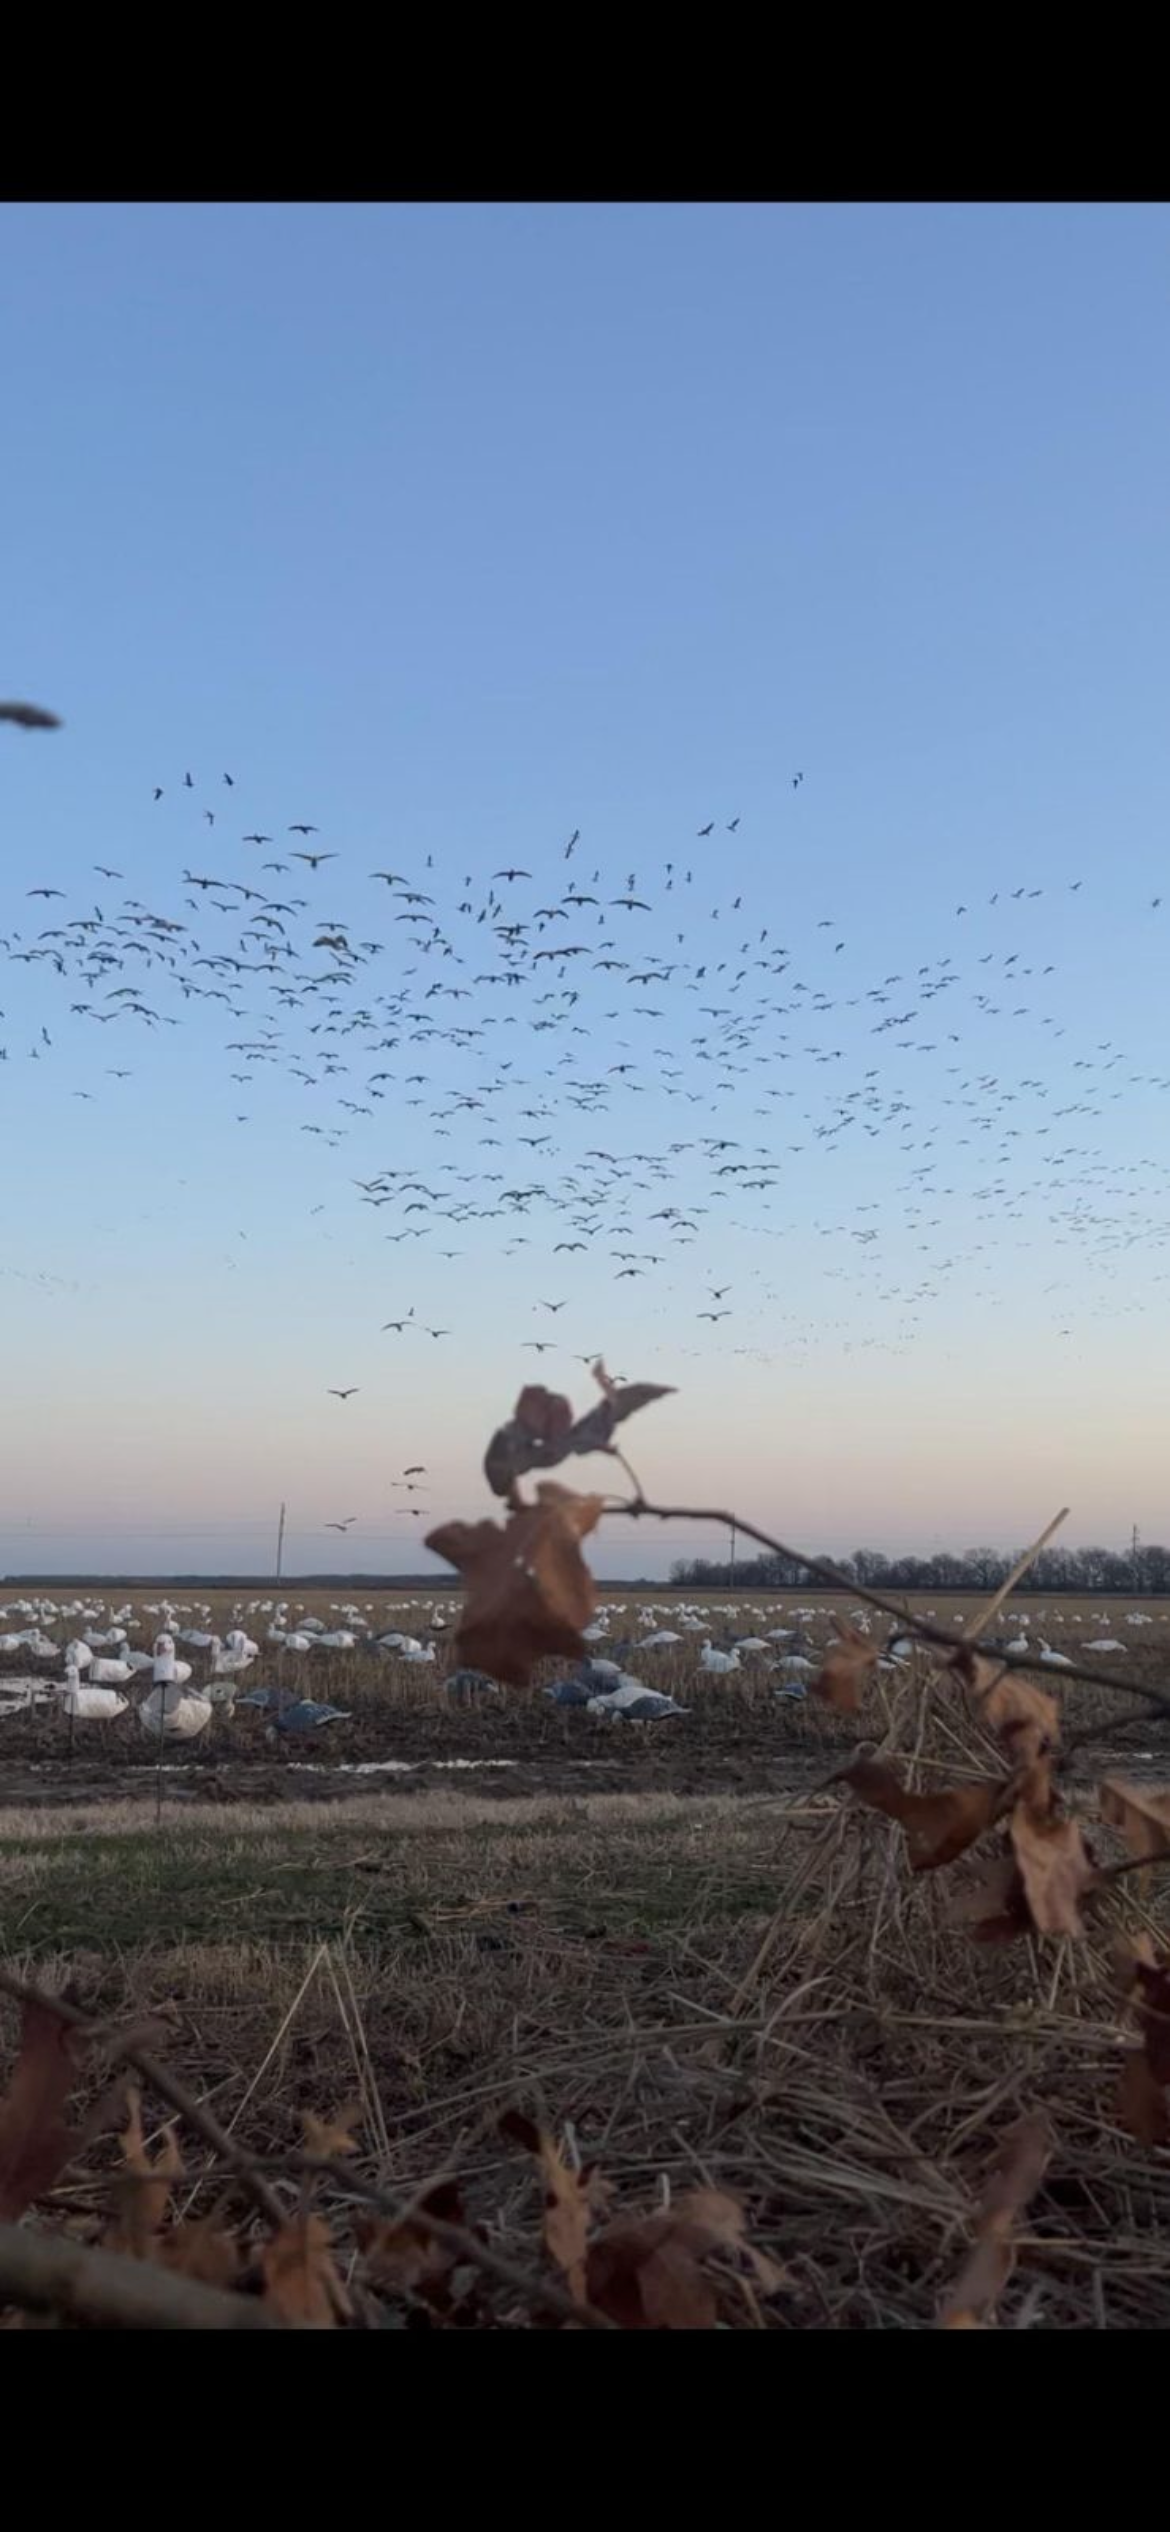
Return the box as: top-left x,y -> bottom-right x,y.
2,1583 -> 1170,1807
2,1583 -> 1169,2328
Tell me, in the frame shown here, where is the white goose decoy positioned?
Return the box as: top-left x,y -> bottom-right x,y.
60,1660 -> 128,1723
210,1630 -> 258,1677
64,1637 -> 94,1671
1004,1633 -> 1030,1658
1037,1640 -> 1073,1668
700,1641 -> 741,1674
138,1638 -> 212,1741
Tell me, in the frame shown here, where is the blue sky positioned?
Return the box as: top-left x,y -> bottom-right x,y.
3,203 -> 1169,1574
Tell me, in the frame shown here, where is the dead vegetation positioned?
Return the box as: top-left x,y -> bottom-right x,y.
1,1371 -> 1169,2328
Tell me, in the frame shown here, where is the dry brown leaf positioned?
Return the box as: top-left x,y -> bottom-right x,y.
812,1621 -> 878,1713
1115,2051 -> 1169,2147
261,2213 -> 351,2327
160,2218 -> 241,2290
483,1367 -> 674,1500
1100,1778 -> 1170,1863
356,2181 -> 466,2298
588,2219 -> 717,2329
586,2186 -> 780,2330
0,1997 -> 89,2221
939,2113 -> 1051,2326
948,1851 -> 1033,1945
1009,1764 -> 1097,1936
427,1482 -> 603,1685
301,2102 -> 363,2159
843,1758 -> 1004,1871
939,2232 -> 1014,2328
951,1646 -> 1059,1764
500,2109 -> 598,2302
110,2085 -> 183,2257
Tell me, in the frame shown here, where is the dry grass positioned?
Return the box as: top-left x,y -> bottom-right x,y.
3,1590 -> 1169,2327
2,1740 -> 1169,2327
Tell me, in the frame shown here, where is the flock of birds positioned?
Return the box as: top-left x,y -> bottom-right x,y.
4,757 -> 1170,1555
2,1592 -> 1164,1749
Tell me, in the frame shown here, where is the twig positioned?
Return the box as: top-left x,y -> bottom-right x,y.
0,1968 -> 285,2227
0,2221 -> 278,2330
249,2149 -> 618,2331
610,1497 -> 1170,1717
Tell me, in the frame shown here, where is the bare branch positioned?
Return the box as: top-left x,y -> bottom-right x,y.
0,2220 -> 278,2330
0,1969 -> 285,2227
610,1497 -> 1170,1719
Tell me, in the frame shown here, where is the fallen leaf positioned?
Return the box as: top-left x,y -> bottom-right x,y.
979,2112 -> 1053,2228
110,2085 -> 183,2257
0,1997 -> 87,2221
500,2110 -> 599,2302
427,1482 -> 603,1685
948,1851 -> 1033,1944
160,2218 -> 241,2290
951,1646 -> 1059,1764
843,1758 -> 1004,1871
812,1621 -> 878,1713
1115,2051 -> 1169,2147
1009,1765 -> 1097,1936
586,2187 -> 780,2330
356,2181 -> 466,2298
1100,1778 -> 1170,1863
588,2218 -> 717,2328
939,2233 -> 1013,2328
939,2113 -> 1051,2326
672,2186 -> 787,2293
261,2213 -> 351,2326
483,1370 -> 674,1500
301,2102 -> 363,2159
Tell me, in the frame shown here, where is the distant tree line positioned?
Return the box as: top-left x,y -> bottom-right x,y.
670,1544 -> 1170,1596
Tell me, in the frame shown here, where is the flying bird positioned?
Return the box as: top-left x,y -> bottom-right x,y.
0,701 -> 61,729
327,1387 -> 360,1400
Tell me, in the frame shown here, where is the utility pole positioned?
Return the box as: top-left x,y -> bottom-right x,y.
728,1516 -> 737,1591
275,1500 -> 286,1584
1132,1523 -> 1142,1588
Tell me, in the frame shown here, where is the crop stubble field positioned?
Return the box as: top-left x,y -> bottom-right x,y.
2,1585 -> 1169,2328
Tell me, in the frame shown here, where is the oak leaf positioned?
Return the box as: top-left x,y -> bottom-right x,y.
110,2085 -> 183,2257
483,1363 -> 673,1500
1009,1763 -> 1097,1936
427,1482 -> 603,1685
160,2219 -> 241,2290
1115,2051 -> 1169,2147
301,2102 -> 363,2159
356,2180 -> 467,2299
499,2110 -> 599,2302
951,1646 -> 1059,1764
0,1997 -> 89,2221
843,1758 -> 1004,1871
1100,1778 -> 1170,1863
261,2213 -> 351,2326
586,2187 -> 781,2330
812,1621 -> 877,1713
940,2113 -> 1051,2327
948,1851 -> 1033,1945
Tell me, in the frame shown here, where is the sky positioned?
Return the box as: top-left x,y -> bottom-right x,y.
3,202 -> 1170,1577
